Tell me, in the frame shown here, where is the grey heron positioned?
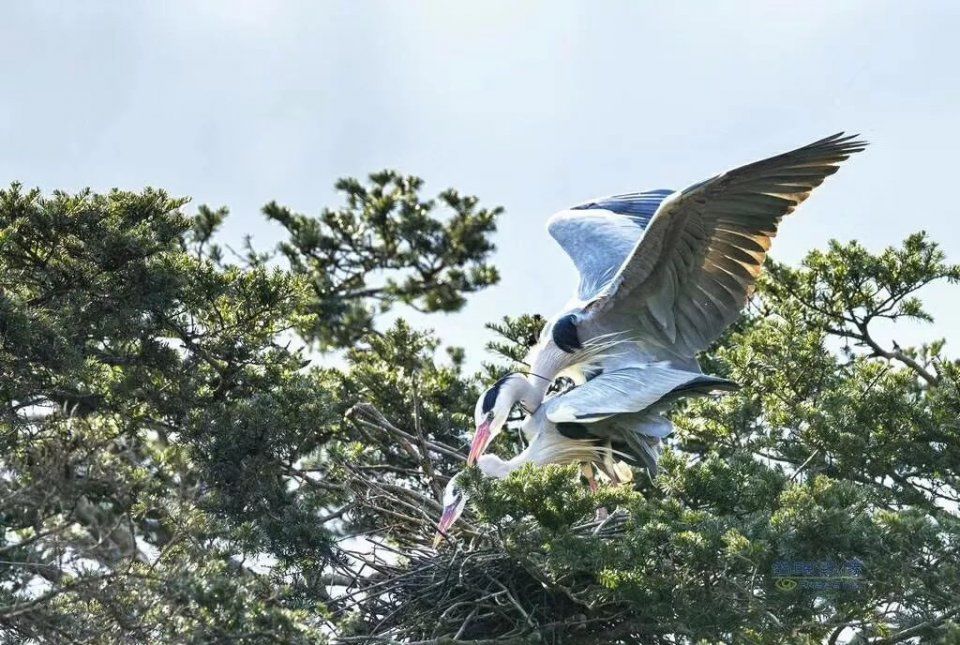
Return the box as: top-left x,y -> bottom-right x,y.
436,363 -> 738,543
467,133 -> 866,465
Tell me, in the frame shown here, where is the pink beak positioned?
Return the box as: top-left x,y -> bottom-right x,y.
433,501 -> 465,548
466,419 -> 492,466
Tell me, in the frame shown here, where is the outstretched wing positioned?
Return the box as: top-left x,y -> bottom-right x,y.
544,364 -> 736,425
581,133 -> 867,355
547,190 -> 673,300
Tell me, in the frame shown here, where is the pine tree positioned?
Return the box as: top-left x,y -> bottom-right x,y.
335,235 -> 960,643
1,178 -> 958,643
0,177 -> 497,642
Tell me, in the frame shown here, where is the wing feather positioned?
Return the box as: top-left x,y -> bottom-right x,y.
547,190 -> 674,300
545,364 -> 737,424
583,133 -> 866,355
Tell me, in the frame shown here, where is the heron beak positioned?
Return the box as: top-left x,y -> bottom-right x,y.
466,419 -> 492,466
433,501 -> 464,548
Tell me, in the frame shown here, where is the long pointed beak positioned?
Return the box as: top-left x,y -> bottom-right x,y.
433,502 -> 464,548
466,419 -> 492,466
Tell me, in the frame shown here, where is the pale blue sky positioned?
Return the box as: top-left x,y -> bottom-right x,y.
2,1 -> 957,367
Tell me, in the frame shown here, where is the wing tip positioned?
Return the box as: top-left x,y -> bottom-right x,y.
811,131 -> 869,156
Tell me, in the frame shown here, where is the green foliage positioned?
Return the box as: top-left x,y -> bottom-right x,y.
265,171 -> 501,349
483,313 -> 547,366
0,179 -> 495,642
347,234 -> 960,643
467,463 -> 611,531
0,184 -> 336,640
2,178 -> 958,643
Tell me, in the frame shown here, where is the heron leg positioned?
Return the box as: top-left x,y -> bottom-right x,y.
608,465 -> 621,487
581,463 -> 608,520
580,463 -> 599,493
602,440 -> 624,488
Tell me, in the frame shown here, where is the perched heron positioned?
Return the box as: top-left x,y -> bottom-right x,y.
467,133 -> 866,464
436,363 -> 738,543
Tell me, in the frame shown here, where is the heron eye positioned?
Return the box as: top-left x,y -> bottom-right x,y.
486,411 -> 494,421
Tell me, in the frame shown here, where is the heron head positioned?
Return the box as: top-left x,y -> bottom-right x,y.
433,472 -> 468,547
468,373 -> 528,465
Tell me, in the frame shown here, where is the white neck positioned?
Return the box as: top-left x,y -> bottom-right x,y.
527,343 -> 570,395
497,372 -> 549,412
477,447 -> 532,479
521,373 -> 550,407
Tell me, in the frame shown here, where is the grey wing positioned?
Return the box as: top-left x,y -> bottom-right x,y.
551,409 -> 669,475
544,364 -> 736,425
597,413 -> 668,474
582,133 -> 867,355
547,190 -> 674,301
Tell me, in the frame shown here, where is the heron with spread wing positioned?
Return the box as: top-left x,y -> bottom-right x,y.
467,133 -> 867,465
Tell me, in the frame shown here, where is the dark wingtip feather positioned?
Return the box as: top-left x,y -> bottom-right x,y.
810,131 -> 869,156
